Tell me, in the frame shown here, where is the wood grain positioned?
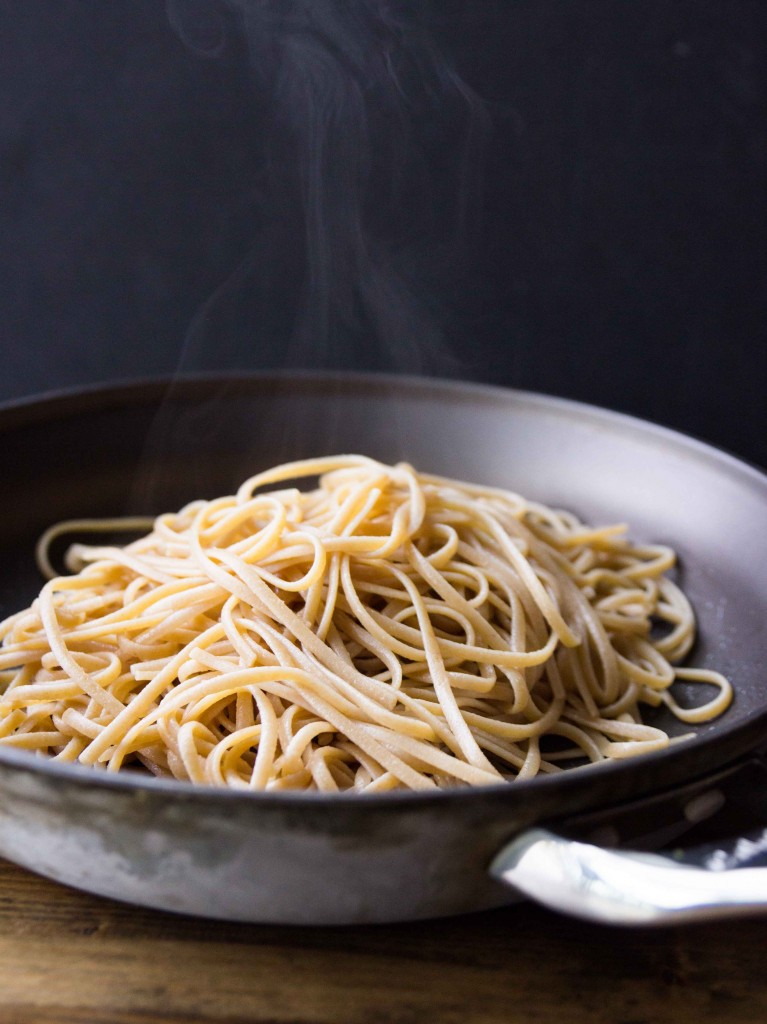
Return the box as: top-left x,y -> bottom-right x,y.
0,856 -> 764,1024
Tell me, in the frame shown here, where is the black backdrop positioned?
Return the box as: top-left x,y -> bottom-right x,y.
1,1 -> 765,467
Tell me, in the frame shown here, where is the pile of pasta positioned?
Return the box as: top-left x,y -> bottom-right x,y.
0,456 -> 731,791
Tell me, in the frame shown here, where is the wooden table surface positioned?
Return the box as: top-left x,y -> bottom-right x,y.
0,856 -> 764,1024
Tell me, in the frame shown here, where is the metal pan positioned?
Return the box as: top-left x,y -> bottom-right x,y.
0,373 -> 766,926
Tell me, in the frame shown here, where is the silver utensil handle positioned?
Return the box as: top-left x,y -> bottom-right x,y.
490,828 -> 767,926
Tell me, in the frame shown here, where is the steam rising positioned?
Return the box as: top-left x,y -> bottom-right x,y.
166,0 -> 488,375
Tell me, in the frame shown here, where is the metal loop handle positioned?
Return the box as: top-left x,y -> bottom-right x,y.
490,827 -> 767,926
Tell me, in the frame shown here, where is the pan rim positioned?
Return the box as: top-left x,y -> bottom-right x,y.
1,368 -> 765,479
0,370 -> 765,812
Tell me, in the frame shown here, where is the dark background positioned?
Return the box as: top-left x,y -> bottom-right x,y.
1,1 -> 765,467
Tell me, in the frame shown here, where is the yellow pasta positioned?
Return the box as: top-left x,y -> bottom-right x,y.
0,455 -> 731,791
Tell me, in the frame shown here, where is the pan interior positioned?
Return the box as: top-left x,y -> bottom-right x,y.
1,374 -> 765,787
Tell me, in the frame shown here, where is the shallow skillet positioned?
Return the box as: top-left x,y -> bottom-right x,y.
0,373 -> 766,926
